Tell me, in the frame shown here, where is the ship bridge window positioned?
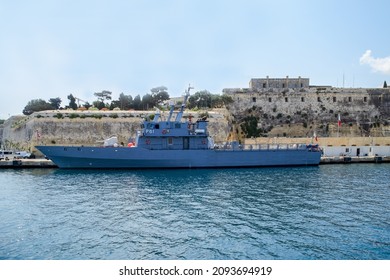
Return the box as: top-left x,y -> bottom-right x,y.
155,124 -> 160,129
175,123 -> 181,128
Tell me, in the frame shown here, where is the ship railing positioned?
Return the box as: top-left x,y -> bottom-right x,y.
213,143 -> 309,151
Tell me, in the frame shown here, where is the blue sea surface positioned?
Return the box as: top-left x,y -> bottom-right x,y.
0,164 -> 389,260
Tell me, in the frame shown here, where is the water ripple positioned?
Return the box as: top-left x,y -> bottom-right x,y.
1,165 -> 389,259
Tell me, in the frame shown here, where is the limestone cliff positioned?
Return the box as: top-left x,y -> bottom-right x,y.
1,110 -> 230,152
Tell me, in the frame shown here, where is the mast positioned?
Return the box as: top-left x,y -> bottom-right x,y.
175,84 -> 193,122
152,108 -> 161,122
167,100 -> 175,122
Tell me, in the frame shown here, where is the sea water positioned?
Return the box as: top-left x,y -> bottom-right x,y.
0,164 -> 389,260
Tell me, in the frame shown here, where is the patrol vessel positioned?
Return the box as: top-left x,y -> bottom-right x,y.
36,88 -> 321,169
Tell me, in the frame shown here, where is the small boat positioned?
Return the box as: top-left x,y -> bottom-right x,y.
36,88 -> 321,169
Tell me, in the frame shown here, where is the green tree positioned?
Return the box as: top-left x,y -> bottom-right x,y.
94,90 -> 112,103
384,81 -> 388,88
92,100 -> 106,110
142,93 -> 154,110
210,95 -> 223,108
82,101 -> 92,109
23,99 -> 54,115
221,94 -> 234,106
188,90 -> 212,109
240,116 -> 263,138
48,97 -> 62,109
133,94 -> 142,110
150,86 -> 169,106
67,94 -> 78,110
118,92 -> 133,110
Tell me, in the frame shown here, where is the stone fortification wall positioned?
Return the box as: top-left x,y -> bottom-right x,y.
1,110 -> 229,152
223,83 -> 390,139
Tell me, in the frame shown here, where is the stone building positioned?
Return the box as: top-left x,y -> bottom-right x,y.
249,76 -> 310,89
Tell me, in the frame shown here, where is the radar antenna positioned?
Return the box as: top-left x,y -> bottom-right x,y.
175,84 -> 193,122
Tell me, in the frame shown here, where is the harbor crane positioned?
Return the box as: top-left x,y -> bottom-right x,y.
74,97 -> 87,107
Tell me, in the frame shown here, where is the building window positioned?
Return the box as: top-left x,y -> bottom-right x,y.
348,97 -> 352,102
317,97 -> 321,102
333,96 -> 337,102
268,97 -> 272,102
346,148 -> 350,153
301,97 -> 305,102
301,83 -> 303,87
282,83 -> 285,88
252,97 -> 256,102
364,97 -> 367,102
263,83 -> 266,88
285,97 -> 288,102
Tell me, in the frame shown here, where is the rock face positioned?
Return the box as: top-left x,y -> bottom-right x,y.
223,79 -> 390,140
0,110 -> 230,152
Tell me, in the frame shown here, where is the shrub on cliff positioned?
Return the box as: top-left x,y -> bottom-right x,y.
23,99 -> 54,115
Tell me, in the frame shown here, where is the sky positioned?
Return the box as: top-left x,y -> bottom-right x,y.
1,0 -> 390,119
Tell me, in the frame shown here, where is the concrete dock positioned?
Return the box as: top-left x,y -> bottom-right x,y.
0,158 -> 57,168
320,155 -> 390,164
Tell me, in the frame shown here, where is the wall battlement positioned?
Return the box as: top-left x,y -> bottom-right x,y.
249,76 -> 310,89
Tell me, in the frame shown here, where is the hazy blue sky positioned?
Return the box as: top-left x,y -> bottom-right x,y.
1,0 -> 389,118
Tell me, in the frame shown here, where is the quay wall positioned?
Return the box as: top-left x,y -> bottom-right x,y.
245,136 -> 390,157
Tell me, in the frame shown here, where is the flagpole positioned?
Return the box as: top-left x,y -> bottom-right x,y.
337,113 -> 341,137
338,123 -> 339,138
